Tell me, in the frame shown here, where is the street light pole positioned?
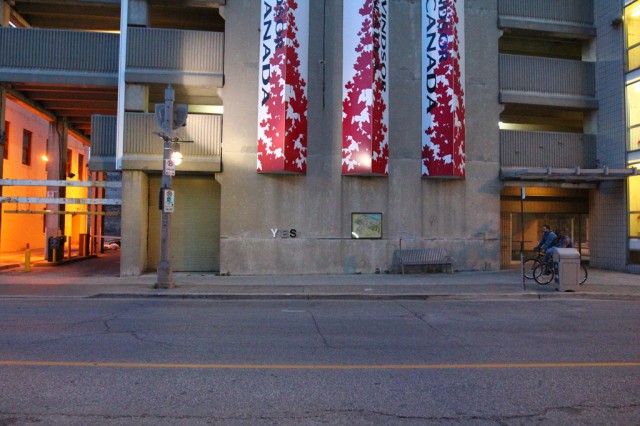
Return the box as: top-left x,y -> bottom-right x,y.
155,86 -> 175,289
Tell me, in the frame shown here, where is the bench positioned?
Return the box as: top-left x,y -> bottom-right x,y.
394,248 -> 452,274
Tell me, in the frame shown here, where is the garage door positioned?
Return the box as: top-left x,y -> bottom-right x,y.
148,175 -> 221,272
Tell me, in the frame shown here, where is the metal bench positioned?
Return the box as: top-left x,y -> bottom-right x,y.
395,248 -> 452,274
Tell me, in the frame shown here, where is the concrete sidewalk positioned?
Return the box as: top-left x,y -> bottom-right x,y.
0,250 -> 638,300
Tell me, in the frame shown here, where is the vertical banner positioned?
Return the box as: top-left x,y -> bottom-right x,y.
422,0 -> 465,178
342,0 -> 389,176
258,0 -> 309,174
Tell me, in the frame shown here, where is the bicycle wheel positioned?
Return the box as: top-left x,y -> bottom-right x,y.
523,259 -> 539,280
579,264 -> 588,285
533,263 -> 554,285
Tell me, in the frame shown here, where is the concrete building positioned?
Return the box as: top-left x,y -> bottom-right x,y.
1,94 -> 91,254
0,0 -> 638,276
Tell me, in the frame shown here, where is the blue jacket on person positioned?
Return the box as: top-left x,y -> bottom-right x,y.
536,231 -> 557,251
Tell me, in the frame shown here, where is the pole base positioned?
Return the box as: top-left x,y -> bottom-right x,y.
154,281 -> 175,289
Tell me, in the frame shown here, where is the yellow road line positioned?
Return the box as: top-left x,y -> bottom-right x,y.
0,361 -> 639,370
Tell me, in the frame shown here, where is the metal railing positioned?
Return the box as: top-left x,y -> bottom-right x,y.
0,27 -> 224,85
500,54 -> 595,97
500,130 -> 597,168
89,113 -> 222,172
498,0 -> 593,25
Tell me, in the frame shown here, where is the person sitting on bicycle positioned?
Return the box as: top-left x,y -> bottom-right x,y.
533,225 -> 557,272
558,228 -> 573,248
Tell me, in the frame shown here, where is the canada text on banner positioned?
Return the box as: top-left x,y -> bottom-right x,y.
422,0 -> 465,178
258,0 -> 309,174
342,0 -> 389,176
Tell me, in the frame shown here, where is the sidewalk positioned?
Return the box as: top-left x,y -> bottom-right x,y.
0,250 -> 639,301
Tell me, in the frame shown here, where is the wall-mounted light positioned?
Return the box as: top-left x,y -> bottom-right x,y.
68,172 -> 76,178
611,17 -> 623,27
41,154 -> 49,162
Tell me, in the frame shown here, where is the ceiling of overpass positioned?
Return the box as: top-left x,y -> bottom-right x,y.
5,0 -> 225,138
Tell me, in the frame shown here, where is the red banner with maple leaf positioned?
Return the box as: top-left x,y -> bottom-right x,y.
342,0 -> 390,176
422,0 -> 465,178
258,0 -> 309,174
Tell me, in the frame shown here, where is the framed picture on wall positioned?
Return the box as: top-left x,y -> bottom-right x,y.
351,213 -> 382,239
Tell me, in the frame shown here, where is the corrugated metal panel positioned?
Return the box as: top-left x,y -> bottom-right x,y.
124,113 -> 222,158
88,115 -> 117,171
498,0 -> 593,25
90,115 -> 117,157
0,28 -> 117,72
147,176 -> 221,272
500,130 -> 597,168
127,28 -> 224,74
500,54 -> 595,97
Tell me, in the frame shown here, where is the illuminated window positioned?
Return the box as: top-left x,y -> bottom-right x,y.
631,174 -> 640,237
22,130 -> 31,165
626,82 -> 640,151
626,1 -> 640,71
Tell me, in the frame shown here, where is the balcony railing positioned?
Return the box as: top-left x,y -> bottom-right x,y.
498,0 -> 593,25
0,27 -> 224,86
500,130 -> 597,168
499,54 -> 597,109
0,28 -> 118,85
126,28 -> 224,86
89,113 -> 222,172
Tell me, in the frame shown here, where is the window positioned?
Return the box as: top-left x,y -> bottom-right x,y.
626,82 -> 640,151
66,149 -> 73,177
3,121 -> 8,160
22,130 -> 32,165
626,1 -> 640,71
630,174 -> 640,237
78,154 -> 84,180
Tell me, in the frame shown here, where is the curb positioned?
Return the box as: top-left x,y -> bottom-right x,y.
85,292 -> 640,302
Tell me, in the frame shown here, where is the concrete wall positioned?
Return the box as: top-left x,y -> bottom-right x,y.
220,0 -> 502,275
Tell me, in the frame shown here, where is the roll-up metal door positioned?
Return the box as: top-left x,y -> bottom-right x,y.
148,175 -> 221,272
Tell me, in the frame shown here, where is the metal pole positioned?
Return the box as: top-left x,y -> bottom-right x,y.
155,86 -> 175,289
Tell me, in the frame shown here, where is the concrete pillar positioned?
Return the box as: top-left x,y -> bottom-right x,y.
125,84 -> 149,112
0,86 -> 5,250
44,120 -> 68,247
120,170 -> 149,276
128,0 -> 149,27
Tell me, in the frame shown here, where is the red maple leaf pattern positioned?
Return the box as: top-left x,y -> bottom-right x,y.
422,0 -> 465,178
258,0 -> 308,174
342,0 -> 389,176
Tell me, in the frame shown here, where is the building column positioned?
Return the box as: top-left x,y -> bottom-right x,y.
129,0 -> 149,27
44,120 -> 68,248
0,86 -> 6,251
125,84 -> 149,113
120,170 -> 149,276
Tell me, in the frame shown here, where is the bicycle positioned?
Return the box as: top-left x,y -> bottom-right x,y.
532,257 -> 588,285
522,250 -> 546,280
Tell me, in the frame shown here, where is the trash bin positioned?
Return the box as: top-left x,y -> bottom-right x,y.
552,247 -> 581,291
46,236 -> 67,262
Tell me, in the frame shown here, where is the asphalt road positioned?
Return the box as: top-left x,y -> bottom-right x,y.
0,298 -> 638,425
